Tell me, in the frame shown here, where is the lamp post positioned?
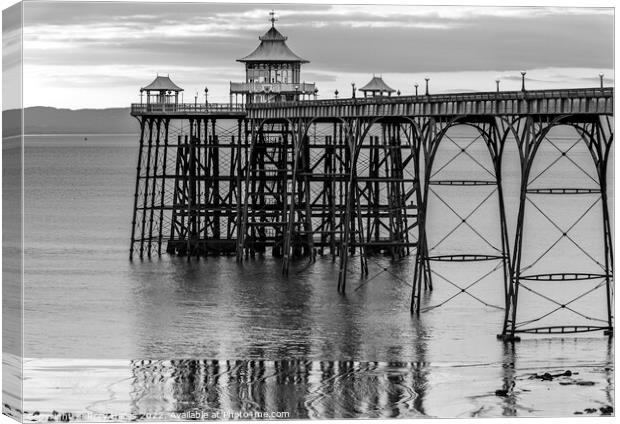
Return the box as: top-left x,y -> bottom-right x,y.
204,87 -> 209,106
521,71 -> 526,91
496,79 -> 500,93
314,88 -> 318,100
425,77 -> 430,96
139,89 -> 144,104
351,82 -> 356,99
397,90 -> 401,96
194,91 -> 198,107
335,89 -> 339,99
414,83 -> 418,97
599,73 -> 604,89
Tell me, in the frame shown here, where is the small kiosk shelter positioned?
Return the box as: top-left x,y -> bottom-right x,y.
141,75 -> 184,106
359,75 -> 396,98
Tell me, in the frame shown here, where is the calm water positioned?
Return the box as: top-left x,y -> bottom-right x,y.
11,130 -> 614,418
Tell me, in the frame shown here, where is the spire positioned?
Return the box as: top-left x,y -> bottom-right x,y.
269,10 -> 277,28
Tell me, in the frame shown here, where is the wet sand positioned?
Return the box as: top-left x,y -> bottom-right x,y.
4,346 -> 613,421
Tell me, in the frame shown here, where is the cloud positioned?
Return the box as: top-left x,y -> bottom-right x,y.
3,3 -> 23,110
19,2 -> 614,108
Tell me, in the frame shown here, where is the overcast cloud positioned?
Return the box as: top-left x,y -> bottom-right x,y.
8,2 -> 614,108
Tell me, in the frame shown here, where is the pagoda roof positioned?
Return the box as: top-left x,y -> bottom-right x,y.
359,76 -> 396,93
259,26 -> 288,41
142,75 -> 183,92
237,25 -> 309,63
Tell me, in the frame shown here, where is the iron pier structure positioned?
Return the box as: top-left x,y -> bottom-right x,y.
129,87 -> 614,341
129,19 -> 613,340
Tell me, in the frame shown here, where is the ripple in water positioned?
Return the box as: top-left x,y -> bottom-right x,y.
128,359 -> 425,419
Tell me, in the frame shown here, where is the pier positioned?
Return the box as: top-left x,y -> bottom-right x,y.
128,21 -> 613,341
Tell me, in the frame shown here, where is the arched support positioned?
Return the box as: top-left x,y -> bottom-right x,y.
410,117 -> 436,313
337,117 -> 378,293
500,115 -> 614,341
582,116 -> 614,335
411,116 -> 512,316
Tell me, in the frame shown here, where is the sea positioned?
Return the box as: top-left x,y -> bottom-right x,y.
2,126 -> 614,419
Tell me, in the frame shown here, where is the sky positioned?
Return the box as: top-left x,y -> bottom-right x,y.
3,1 -> 615,109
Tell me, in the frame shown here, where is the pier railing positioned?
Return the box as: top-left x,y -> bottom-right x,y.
131,87 -> 613,119
131,103 -> 246,116
247,87 -> 614,119
249,87 -> 613,107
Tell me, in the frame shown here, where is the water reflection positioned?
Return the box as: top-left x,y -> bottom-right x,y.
499,342 -> 517,416
127,255 -> 424,361
604,337 -> 613,406
129,358 -> 429,418
126,254 -> 432,418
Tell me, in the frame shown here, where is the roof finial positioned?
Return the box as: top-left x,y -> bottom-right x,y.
269,10 -> 277,28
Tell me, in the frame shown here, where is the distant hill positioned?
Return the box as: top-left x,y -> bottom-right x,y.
3,106 -> 138,137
